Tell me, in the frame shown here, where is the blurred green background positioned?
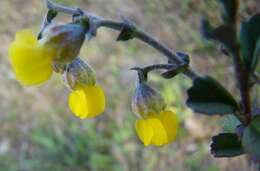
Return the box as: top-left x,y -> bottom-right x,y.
0,0 -> 259,171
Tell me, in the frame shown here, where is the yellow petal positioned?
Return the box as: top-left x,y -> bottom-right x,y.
148,118 -> 168,146
135,119 -> 153,146
69,85 -> 106,119
83,85 -> 106,118
15,29 -> 37,44
158,111 -> 179,143
69,87 -> 88,119
8,29 -> 52,86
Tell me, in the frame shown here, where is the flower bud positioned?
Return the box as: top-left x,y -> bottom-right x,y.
39,23 -> 86,63
132,83 -> 166,118
63,58 -> 96,89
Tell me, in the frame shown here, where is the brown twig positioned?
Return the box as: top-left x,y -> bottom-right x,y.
46,0 -> 198,80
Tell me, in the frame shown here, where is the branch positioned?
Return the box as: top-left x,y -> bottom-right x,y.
131,64 -> 176,72
130,63 -> 186,83
231,48 -> 251,124
131,63 -> 187,73
46,0 -> 198,80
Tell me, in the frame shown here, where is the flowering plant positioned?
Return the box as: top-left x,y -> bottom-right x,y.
7,0 -> 260,167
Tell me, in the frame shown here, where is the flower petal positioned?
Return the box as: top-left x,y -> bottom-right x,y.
158,111 -> 179,142
8,29 -> 53,86
69,85 -> 106,119
83,85 -> 106,118
135,117 -> 168,147
135,119 -> 153,146
148,118 -> 168,146
15,29 -> 37,44
69,87 -> 88,119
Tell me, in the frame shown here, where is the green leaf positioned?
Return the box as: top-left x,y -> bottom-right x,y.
201,18 -> 214,38
242,116 -> 260,163
240,13 -> 260,72
201,19 -> 236,49
186,76 -> 238,115
211,133 -> 245,157
240,21 -> 252,65
221,115 -> 241,133
219,0 -> 239,24
252,38 -> 260,71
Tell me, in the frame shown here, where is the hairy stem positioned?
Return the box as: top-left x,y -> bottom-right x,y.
46,0 -> 198,80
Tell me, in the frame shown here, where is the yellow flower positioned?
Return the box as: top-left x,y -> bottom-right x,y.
9,29 -> 106,120
8,29 -> 53,86
135,110 -> 179,146
69,85 -> 106,119
132,82 -> 179,146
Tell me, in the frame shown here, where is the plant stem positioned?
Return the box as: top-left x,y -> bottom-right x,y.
131,64 -> 177,72
231,48 -> 251,124
46,0 -> 198,80
132,63 -> 187,73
